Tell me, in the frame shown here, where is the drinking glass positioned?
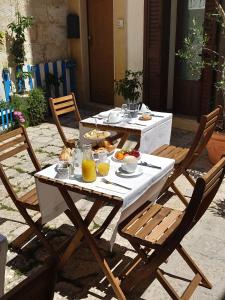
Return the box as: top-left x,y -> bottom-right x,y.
121,104 -> 128,120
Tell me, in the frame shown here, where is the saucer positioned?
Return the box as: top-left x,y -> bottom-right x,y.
116,166 -> 143,178
103,118 -> 122,124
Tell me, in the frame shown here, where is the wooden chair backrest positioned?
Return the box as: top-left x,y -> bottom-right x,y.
167,106 -> 222,186
184,105 -> 222,167
0,125 -> 41,203
168,156 -> 225,247
0,260 -> 57,300
49,93 -> 81,146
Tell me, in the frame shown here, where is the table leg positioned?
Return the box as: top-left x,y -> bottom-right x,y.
117,132 -> 129,148
93,202 -> 121,239
59,199 -> 103,267
59,188 -> 126,300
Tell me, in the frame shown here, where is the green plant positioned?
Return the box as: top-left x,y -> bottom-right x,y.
26,88 -> 47,126
8,13 -> 33,93
8,12 -> 33,66
0,31 -> 4,46
11,88 -> 47,126
177,1 -> 225,130
114,70 -> 143,102
0,101 -> 10,110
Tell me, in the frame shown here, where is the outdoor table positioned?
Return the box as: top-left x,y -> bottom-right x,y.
79,109 -> 172,153
0,234 -> 7,296
35,152 -> 174,299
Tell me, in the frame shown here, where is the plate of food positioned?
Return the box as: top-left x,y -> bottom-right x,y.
92,140 -> 116,156
113,149 -> 141,161
83,129 -> 111,141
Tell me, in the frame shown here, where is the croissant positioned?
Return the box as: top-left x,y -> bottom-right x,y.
59,147 -> 72,161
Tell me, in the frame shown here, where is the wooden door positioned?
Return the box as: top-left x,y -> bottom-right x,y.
143,0 -> 171,111
173,0 -> 206,116
87,0 -> 114,105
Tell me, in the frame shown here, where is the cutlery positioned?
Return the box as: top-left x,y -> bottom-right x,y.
150,114 -> 164,118
138,161 -> 162,169
127,122 -> 147,127
95,185 -> 126,194
93,116 -> 104,120
102,178 -> 132,190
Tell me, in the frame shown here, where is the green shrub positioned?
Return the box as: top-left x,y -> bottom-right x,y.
26,88 -> 47,126
11,88 -> 47,126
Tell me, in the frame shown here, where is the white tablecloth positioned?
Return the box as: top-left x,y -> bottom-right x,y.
0,234 -> 7,296
79,109 -> 172,154
35,153 -> 174,226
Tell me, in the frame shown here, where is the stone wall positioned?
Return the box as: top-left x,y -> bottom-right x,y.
0,0 -> 69,69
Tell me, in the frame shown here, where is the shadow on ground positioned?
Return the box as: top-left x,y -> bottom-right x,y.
6,224 -> 157,299
209,198 -> 225,218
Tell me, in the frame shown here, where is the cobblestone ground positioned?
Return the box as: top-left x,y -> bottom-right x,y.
0,112 -> 225,300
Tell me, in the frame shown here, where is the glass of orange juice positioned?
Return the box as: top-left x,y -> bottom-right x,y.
97,151 -> 110,176
82,144 -> 96,182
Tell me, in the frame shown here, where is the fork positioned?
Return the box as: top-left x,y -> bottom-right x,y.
102,178 -> 132,190
138,161 -> 162,169
127,121 -> 146,127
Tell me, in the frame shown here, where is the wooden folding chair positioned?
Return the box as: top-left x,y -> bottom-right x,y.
49,93 -> 81,148
0,259 -> 57,300
0,126 -> 59,255
118,156 -> 225,299
152,106 -> 222,205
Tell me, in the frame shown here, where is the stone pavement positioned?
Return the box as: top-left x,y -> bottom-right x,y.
0,115 -> 225,300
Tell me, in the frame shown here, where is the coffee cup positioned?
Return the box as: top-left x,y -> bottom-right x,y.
140,103 -> 150,113
121,155 -> 138,173
108,111 -> 121,123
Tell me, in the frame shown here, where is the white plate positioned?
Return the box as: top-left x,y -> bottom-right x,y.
98,111 -> 110,118
116,166 -> 143,178
83,130 -> 111,141
103,118 -> 122,125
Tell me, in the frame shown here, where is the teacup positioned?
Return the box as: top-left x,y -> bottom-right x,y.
108,111 -> 121,123
121,155 -> 138,173
140,103 -> 150,113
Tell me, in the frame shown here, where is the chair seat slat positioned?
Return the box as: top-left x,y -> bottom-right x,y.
52,95 -> 73,103
0,144 -> 28,161
0,127 -> 23,143
55,100 -> 74,110
126,204 -> 162,235
135,207 -> 171,239
0,136 -> 26,152
56,106 -> 75,116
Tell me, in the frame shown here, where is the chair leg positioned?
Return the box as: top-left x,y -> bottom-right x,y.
156,269 -> 181,300
176,244 -> 212,289
10,223 -> 38,250
183,170 -> 196,187
117,132 -> 129,148
171,183 -> 189,206
18,208 -> 57,256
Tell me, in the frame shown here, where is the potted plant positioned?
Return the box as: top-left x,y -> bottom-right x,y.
177,1 -> 225,163
8,12 -> 33,94
114,70 -> 143,117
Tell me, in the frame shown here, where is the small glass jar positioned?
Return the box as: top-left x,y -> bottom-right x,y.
96,151 -> 110,176
69,140 -> 82,179
82,144 -> 96,182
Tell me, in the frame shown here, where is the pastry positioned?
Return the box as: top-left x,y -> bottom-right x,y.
59,147 -> 72,161
139,113 -> 152,121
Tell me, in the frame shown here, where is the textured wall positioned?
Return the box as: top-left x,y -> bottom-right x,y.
0,0 -> 69,69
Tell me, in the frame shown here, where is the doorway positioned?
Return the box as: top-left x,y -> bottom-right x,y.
87,0 -> 114,105
173,0 -> 206,116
